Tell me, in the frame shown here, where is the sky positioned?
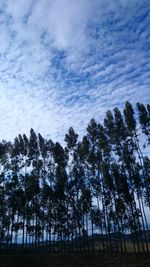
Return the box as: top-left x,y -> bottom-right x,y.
0,0 -> 150,142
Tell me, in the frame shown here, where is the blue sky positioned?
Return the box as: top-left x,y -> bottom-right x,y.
0,0 -> 149,142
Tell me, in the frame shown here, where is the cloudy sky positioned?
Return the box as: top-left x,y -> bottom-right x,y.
0,0 -> 149,142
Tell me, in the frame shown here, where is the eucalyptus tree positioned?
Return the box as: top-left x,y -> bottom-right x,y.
103,106 -> 144,252
7,134 -> 30,247
142,156 -> 150,209
0,102 -> 149,255
40,179 -> 53,251
114,105 -> 149,251
34,133 -> 47,246
25,129 -> 41,248
137,103 -> 150,145
52,142 -> 68,251
0,166 -> 7,244
3,137 -> 23,246
43,139 -> 56,251
0,141 -> 14,247
73,140 -> 92,253
65,127 -> 80,251
65,127 -> 92,253
22,134 -> 30,174
0,142 -> 8,242
103,110 -> 125,251
124,102 -> 149,245
85,119 -> 102,251
86,118 -> 114,252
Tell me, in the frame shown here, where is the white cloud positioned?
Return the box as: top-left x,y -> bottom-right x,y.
0,0 -> 149,143
0,1 -> 131,51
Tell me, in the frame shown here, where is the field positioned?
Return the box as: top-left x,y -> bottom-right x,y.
0,254 -> 150,267
94,240 -> 150,253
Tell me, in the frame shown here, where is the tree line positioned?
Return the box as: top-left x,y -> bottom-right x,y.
0,102 -> 149,253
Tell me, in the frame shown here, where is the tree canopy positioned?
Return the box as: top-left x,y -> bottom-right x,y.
0,102 -> 149,254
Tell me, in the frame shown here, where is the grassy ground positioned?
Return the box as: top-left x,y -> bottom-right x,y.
94,241 -> 150,253
0,254 -> 150,267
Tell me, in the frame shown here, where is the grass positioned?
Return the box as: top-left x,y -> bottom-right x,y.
94,241 -> 150,253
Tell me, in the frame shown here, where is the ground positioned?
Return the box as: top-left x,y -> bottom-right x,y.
0,254 -> 150,267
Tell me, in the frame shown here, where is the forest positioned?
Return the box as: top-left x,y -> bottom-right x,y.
0,101 -> 149,254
